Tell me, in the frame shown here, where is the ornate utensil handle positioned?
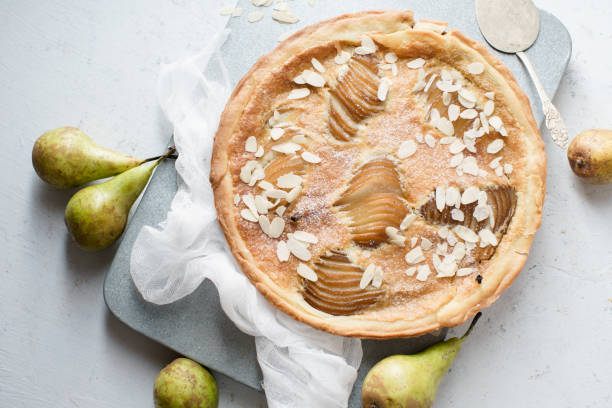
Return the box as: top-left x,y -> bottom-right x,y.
517,51 -> 569,149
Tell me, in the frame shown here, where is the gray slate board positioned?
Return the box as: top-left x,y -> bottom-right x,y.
104,0 -> 571,404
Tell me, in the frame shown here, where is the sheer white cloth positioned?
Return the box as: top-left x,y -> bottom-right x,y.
129,30 -> 362,408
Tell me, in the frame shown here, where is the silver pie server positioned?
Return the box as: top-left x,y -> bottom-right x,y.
476,0 -> 569,148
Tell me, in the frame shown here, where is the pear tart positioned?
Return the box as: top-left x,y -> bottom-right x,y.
211,10 -> 545,338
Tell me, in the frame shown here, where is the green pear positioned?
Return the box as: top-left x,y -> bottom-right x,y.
64,159 -> 161,250
32,126 -> 143,189
154,358 -> 219,408
361,312 -> 482,408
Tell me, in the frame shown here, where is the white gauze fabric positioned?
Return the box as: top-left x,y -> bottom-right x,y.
129,30 -> 362,408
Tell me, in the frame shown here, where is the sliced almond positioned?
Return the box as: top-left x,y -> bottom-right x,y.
301,151 -> 321,164
385,226 -> 406,247
416,264 -> 431,281
286,185 -> 302,202
467,62 -> 484,74
400,213 -> 417,231
277,173 -> 303,189
271,142 -> 301,154
269,217 -> 285,238
272,10 -> 299,24
504,163 -> 513,175
453,225 -> 479,243
420,237 -> 433,250
456,267 -> 477,277
287,88 -> 310,100
247,11 -> 264,22
488,116 -> 502,131
276,241 -> 290,262
287,237 -> 311,261
245,136 -> 257,153
293,230 -> 317,244
240,209 -> 258,222
311,57 -> 325,73
405,267 -> 417,277
372,266 -> 384,288
405,246 -> 425,264
448,104 -> 460,122
297,263 -> 317,281
407,58 -> 425,69
485,91 -> 495,100
275,205 -> 286,217
487,139 -> 504,154
398,140 -> 417,159
360,264 -> 376,289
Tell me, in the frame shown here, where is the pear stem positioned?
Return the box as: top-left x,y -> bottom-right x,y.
461,312 -> 482,340
142,146 -> 178,163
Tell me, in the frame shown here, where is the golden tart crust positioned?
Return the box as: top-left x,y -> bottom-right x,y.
211,10 -> 545,338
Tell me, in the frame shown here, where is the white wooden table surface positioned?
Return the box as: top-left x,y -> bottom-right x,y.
1,1 -> 611,407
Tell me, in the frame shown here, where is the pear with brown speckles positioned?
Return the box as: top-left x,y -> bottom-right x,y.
32,127 -> 143,189
64,158 -> 162,251
361,313 -> 481,408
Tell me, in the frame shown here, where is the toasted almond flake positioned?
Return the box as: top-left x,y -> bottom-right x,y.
410,237 -> 418,248
489,157 -> 502,169
407,58 -> 425,69
479,112 -> 490,134
288,88 -> 310,100
485,91 -> 495,100
459,88 -> 476,102
479,228 -> 498,247
430,108 -> 440,122
488,116 -> 502,131
487,139 -> 504,154
287,237 -> 311,261
456,267 -> 477,277
377,78 -> 391,102
436,257 -> 458,278
334,50 -> 351,65
286,185 -> 302,202
242,194 -> 258,216
436,242 -> 448,255
293,73 -> 306,84
420,238 -> 433,250
245,136 -> 257,152
258,215 -> 272,235
442,91 -> 451,105
272,10 -> 299,23
277,173 -> 303,189
405,267 -> 417,277
450,153 -> 464,168
449,139 -> 466,154
231,7 -> 243,16
291,134 -> 308,144
495,166 -> 503,177
400,213 -> 417,231
504,163 -> 513,175
301,151 -> 321,164
240,209 -> 258,222
459,109 -> 478,120
435,117 -> 454,137
277,30 -> 296,42
499,126 -> 508,137
255,195 -> 271,214
254,146 -> 264,158
297,263 -> 317,281
425,134 -> 437,148
384,52 -> 398,63
385,226 -> 406,247
405,246 -> 425,264
372,266 -> 384,288
276,241 -> 290,262
355,35 -> 377,55
397,140 -> 417,159
436,80 -> 461,93
265,189 -> 288,200
438,226 -> 450,239
301,70 -> 325,87
484,100 -> 495,116
451,208 -> 465,221
435,186 -> 446,212
467,62 -> 485,74
247,11 -> 264,22
271,142 -> 301,154
461,186 -> 480,204
219,6 -> 235,15
458,94 -> 476,108
275,205 -> 286,217
452,242 -> 466,260
234,193 -> 240,206
360,264 -> 376,289
270,127 -> 285,140
445,186 -> 460,206
454,225 -> 479,243
424,73 -> 437,93
311,57 -> 325,73
249,167 -> 265,186
268,216 -> 285,238
293,230 -> 318,244
447,230 -> 458,246
416,264 -> 431,281
448,104 -> 460,122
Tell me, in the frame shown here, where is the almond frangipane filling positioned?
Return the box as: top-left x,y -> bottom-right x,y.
231,34 -> 523,317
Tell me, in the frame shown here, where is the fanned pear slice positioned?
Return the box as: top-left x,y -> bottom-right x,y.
334,158 -> 408,247
328,54 -> 384,141
303,250 -> 384,316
